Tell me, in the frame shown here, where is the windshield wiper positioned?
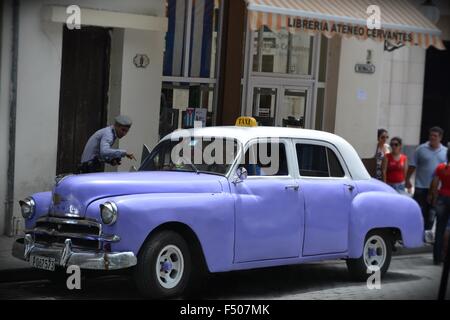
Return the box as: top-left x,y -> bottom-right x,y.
181,157 -> 200,175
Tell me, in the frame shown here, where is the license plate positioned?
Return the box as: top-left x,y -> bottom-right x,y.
30,255 -> 56,271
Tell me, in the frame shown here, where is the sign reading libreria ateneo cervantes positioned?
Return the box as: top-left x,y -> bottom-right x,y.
287,18 -> 413,43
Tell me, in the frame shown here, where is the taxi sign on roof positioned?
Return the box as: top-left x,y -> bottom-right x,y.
236,117 -> 258,127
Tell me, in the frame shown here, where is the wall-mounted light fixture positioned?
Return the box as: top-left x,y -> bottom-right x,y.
384,40 -> 405,52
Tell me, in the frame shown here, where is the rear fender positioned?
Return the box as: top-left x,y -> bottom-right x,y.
348,191 -> 424,259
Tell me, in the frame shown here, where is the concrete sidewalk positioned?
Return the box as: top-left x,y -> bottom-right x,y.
0,235 -> 47,283
394,243 -> 434,256
0,236 -> 29,272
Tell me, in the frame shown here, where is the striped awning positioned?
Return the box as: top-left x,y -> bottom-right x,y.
246,0 -> 445,50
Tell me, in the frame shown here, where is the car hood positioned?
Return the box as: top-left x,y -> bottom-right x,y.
50,171 -> 226,217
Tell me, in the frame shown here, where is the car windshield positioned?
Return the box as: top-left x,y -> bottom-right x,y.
139,137 -> 240,176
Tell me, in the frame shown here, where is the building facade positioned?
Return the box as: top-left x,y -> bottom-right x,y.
0,0 -> 448,235
217,0 -> 446,159
0,0 -> 168,235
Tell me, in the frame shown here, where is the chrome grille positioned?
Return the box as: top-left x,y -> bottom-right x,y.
35,217 -> 101,235
31,217 -> 102,250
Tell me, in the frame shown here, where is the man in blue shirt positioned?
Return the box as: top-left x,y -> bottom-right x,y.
79,115 -> 136,173
406,127 -> 448,231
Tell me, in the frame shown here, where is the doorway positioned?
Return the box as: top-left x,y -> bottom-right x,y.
56,26 -> 111,175
250,84 -> 312,128
420,41 -> 450,145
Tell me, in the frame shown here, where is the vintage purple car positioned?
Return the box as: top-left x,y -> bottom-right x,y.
13,125 -> 424,298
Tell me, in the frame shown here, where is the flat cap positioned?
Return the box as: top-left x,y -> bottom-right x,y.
115,115 -> 133,127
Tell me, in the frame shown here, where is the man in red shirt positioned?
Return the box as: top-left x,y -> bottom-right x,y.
429,148 -> 450,265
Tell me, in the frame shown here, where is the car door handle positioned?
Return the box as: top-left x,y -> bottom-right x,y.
285,184 -> 300,191
345,184 -> 355,192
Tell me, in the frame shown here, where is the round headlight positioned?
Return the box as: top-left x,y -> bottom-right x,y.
100,202 -> 118,225
19,197 -> 35,219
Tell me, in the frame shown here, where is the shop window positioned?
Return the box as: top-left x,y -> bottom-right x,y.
252,87 -> 277,126
318,35 -> 329,83
261,55 -> 274,73
315,88 -> 326,130
163,0 -> 187,77
253,27 -> 314,76
159,82 -> 215,138
189,0 -> 221,78
161,0 -> 222,138
163,0 -> 221,79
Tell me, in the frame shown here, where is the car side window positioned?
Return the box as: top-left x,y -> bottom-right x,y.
296,144 -> 329,177
296,144 -> 345,178
242,142 -> 289,177
327,148 -> 345,178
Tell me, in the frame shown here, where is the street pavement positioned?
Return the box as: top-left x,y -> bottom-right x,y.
0,253 -> 448,300
0,236 -> 29,271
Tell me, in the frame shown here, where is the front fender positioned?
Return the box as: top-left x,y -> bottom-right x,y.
348,191 -> 424,259
25,192 -> 52,229
85,192 -> 235,273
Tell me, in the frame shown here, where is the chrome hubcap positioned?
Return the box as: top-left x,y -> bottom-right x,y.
156,245 -> 184,289
364,235 -> 387,269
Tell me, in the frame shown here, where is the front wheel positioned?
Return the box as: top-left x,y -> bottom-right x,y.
346,231 -> 392,281
133,231 -> 195,299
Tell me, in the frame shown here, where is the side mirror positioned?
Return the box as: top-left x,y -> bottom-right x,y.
233,167 -> 248,185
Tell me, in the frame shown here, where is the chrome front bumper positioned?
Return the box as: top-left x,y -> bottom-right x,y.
12,234 -> 137,271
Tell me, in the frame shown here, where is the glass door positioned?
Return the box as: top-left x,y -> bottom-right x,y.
251,87 -> 278,127
277,88 -> 309,128
249,85 -> 312,129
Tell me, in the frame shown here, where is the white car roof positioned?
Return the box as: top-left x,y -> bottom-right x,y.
163,126 -> 371,180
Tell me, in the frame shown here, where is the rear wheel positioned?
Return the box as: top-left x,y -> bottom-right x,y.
133,231 -> 197,299
346,230 -> 392,281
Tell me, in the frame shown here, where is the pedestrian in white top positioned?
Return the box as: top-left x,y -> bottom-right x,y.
375,129 -> 391,181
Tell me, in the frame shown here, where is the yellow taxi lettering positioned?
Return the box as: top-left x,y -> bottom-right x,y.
235,117 -> 258,127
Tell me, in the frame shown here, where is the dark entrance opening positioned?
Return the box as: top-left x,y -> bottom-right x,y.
420,41 -> 450,146
56,26 -> 111,175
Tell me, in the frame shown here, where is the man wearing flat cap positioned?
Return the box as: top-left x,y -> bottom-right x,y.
78,115 -> 136,174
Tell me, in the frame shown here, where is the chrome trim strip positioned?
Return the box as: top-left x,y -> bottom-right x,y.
12,237 -> 136,271
36,216 -> 102,235
28,227 -> 120,243
60,239 -> 72,266
24,234 -> 34,260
